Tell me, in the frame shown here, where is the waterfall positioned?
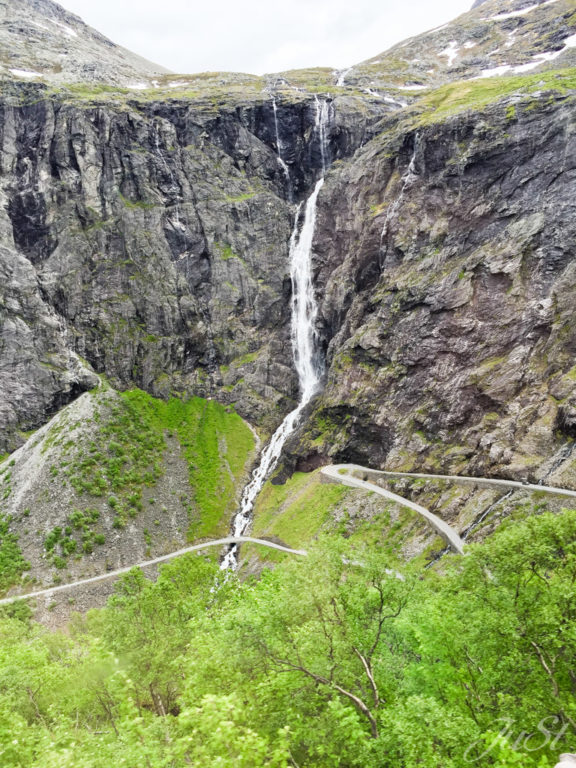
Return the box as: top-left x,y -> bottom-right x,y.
314,95 -> 331,173
271,98 -> 291,188
336,67 -> 352,87
462,491 -> 513,540
221,99 -> 331,570
379,136 -> 419,248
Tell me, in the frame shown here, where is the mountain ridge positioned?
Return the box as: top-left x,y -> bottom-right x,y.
3,0 -> 575,95
0,0 -> 169,85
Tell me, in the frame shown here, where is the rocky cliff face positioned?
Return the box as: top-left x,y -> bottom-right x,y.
0,83 -> 386,454
295,86 -> 576,487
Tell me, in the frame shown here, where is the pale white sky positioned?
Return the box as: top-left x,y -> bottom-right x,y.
57,0 -> 474,75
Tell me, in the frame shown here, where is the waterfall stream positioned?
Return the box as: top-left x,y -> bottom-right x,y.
336,67 -> 352,87
314,95 -> 331,173
380,136 -> 419,248
271,98 -> 291,189
221,101 -> 330,570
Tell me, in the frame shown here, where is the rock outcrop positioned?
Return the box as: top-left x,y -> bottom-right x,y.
296,87 -> 576,486
0,83 -> 386,453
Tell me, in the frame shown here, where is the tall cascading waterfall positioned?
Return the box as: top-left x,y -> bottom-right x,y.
221,99 -> 331,570
314,95 -> 331,173
271,97 -> 291,191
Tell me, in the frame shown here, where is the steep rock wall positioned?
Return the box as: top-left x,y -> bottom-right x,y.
0,86 -> 385,452
296,90 -> 576,485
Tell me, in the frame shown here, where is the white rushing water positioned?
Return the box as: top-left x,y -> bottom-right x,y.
221,100 -> 330,570
380,137 -> 419,246
336,67 -> 352,87
271,98 -> 291,188
314,95 -> 331,173
221,180 -> 325,569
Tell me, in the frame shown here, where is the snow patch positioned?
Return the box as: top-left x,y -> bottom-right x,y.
464,41 -> 477,49
513,60 -> 542,73
48,18 -> 78,37
397,84 -> 427,91
476,32 -> 576,79
512,33 -> 576,71
438,40 -> 460,66
489,4 -> 540,20
9,68 -> 42,78
128,83 -> 149,90
487,0 -> 560,21
478,64 -> 513,77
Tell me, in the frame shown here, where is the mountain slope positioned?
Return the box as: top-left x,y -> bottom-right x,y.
0,384 -> 256,623
339,0 -> 576,94
295,79 -> 576,488
0,0 -> 169,85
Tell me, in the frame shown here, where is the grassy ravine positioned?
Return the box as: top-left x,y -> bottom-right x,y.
247,472 -> 349,562
0,390 -> 255,586
66,389 -> 255,539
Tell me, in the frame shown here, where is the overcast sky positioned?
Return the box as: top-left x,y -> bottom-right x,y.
57,0 -> 474,75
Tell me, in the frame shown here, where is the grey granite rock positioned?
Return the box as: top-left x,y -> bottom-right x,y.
0,84 -> 386,452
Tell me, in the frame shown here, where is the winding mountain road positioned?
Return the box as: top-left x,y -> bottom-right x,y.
0,537 -> 308,606
5,463 -> 575,607
321,463 -> 576,555
321,464 -> 466,554
355,468 -> 576,499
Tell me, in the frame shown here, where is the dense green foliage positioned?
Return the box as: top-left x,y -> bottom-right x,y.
0,515 -> 29,590
0,509 -> 574,766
